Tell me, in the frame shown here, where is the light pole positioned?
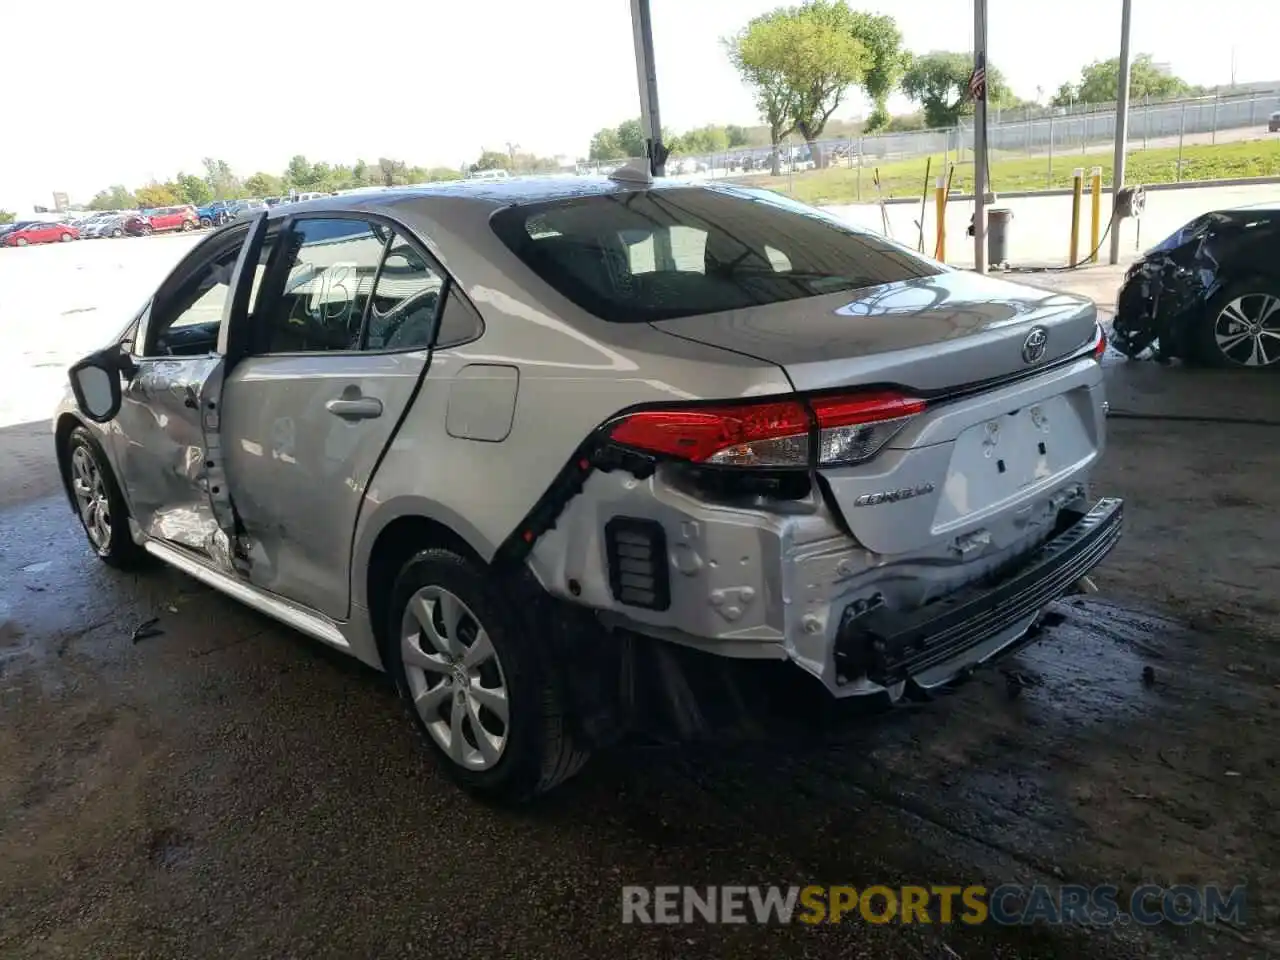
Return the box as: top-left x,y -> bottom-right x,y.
972,0 -> 989,272
1108,0 -> 1133,265
629,0 -> 666,176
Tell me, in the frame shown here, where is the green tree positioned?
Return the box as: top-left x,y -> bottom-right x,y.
376,157 -> 407,186
244,172 -> 283,197
848,12 -> 908,132
725,124 -> 749,147
1053,53 -> 1191,106
284,155 -> 315,190
202,158 -> 241,200
352,159 -> 370,185
901,51 -> 1015,128
0,210 -> 14,224
471,150 -> 510,172
725,12 -> 799,174
728,2 -> 868,168
425,167 -> 463,182
88,185 -> 137,211
615,118 -> 646,158
588,127 -> 626,161
136,182 -> 181,208
176,172 -> 213,206
678,124 -> 731,155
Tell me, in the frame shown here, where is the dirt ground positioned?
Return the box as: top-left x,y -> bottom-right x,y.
1,264 -> 1278,957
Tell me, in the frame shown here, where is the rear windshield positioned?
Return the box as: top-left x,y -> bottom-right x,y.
490,186 -> 941,323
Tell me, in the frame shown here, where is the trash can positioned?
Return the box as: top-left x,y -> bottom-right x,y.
987,208 -> 1013,265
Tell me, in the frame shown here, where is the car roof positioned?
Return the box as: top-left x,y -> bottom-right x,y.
1215,202 -> 1280,214
262,174 -> 685,221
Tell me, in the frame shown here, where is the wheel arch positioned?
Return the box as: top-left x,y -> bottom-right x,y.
54,412 -> 89,514
357,500 -> 494,669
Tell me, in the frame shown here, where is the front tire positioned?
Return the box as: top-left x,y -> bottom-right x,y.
387,548 -> 589,802
1195,280 -> 1280,369
65,427 -> 148,568
15,237 -> 28,246
181,220 -> 193,231
61,232 -> 73,242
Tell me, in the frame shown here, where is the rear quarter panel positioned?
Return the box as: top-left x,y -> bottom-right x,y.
347,199 -> 795,608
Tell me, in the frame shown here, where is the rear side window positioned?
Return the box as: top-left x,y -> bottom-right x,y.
490,187 -> 940,323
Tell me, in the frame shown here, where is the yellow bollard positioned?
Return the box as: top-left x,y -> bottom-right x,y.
1069,168 -> 1083,267
933,176 -> 947,261
1089,166 -> 1102,263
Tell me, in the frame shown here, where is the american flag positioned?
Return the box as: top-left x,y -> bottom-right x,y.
968,57 -> 987,102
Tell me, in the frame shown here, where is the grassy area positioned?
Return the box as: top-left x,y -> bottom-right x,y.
737,137 -> 1280,204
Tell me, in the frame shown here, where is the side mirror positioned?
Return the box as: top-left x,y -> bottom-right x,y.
68,346 -> 132,423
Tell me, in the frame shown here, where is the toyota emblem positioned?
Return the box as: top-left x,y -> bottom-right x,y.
1021,326 -> 1049,364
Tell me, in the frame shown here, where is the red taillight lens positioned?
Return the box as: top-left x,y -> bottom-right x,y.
608,400 -> 810,467
607,390 -> 925,469
1092,324 -> 1108,360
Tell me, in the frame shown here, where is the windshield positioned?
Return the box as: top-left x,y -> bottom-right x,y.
1148,214 -> 1215,253
490,186 -> 941,323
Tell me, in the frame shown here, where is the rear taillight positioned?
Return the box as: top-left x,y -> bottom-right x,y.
1092,323 -> 1107,360
607,390 -> 925,469
810,392 -> 927,466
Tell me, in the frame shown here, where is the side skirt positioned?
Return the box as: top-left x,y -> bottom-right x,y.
145,540 -> 350,651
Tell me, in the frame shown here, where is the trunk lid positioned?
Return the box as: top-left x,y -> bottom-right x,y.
653,270 -> 1105,557
650,270 -> 1097,394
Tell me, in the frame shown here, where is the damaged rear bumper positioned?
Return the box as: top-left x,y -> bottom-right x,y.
835,497 -> 1124,688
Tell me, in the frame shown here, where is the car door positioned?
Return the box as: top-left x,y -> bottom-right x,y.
105,215 -> 270,568
220,213 -> 446,620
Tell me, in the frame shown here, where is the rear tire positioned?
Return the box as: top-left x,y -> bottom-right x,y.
65,427 -> 148,568
111,228 -> 123,238
141,225 -> 153,236
61,232 -> 73,242
199,217 -> 212,229
1194,280 -> 1280,369
181,220 -> 193,232
387,548 -> 590,802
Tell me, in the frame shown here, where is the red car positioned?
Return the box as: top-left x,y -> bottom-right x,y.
0,221 -> 79,246
136,205 -> 198,234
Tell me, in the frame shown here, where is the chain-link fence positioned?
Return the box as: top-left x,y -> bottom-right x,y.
578,89 -> 1280,203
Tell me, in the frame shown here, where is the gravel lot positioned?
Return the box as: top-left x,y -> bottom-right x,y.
1,227 -> 1278,959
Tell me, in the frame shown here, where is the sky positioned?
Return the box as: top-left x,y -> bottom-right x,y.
2,0 -> 1276,208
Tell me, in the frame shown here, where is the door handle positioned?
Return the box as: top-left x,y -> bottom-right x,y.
325,396 -> 383,420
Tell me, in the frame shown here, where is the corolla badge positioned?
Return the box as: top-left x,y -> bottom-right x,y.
1021,326 -> 1050,364
852,482 -> 936,507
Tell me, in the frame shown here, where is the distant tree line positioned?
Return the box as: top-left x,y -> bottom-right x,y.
82,145 -> 575,210
84,154 -> 510,211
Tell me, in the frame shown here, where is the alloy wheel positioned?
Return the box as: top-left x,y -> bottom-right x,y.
400,585 -> 510,770
70,445 -> 112,551
1214,293 -> 1280,367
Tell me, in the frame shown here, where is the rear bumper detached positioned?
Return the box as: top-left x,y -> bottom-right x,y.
834,498 -> 1124,688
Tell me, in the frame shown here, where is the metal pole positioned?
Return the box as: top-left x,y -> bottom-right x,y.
1047,113 -> 1054,186
1177,103 -> 1186,181
973,0 -> 988,273
1108,0 -> 1133,264
629,0 -> 665,176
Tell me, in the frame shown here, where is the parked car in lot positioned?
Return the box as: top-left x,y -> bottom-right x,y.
1114,202 -> 1280,368
2,220 -> 78,245
230,198 -> 268,219
1269,111 -> 1280,133
85,212 -> 131,238
196,200 -> 237,228
54,169 -> 1121,801
139,205 -> 198,233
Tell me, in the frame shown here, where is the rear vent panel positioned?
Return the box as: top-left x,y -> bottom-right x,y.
604,517 -> 671,611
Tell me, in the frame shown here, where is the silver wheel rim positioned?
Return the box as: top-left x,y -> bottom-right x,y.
70,446 -> 112,551
401,585 -> 509,770
1214,293 -> 1280,367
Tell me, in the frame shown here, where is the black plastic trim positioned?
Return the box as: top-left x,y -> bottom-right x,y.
604,517 -> 671,611
837,498 -> 1124,686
